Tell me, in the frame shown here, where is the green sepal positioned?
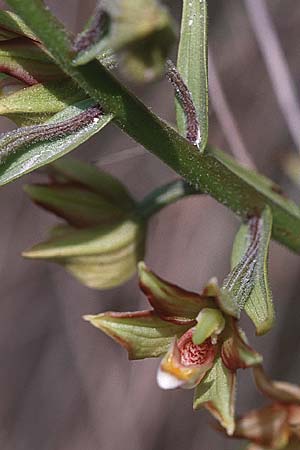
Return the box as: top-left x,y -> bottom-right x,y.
83,310 -> 190,359
0,38 -> 64,84
0,79 -> 85,125
0,99 -> 113,186
193,355 -> 236,435
24,184 -> 128,228
23,219 -> 146,290
176,0 -> 208,150
231,207 -> 274,335
138,262 -> 215,323
49,158 -> 135,213
73,0 -> 175,82
0,10 -> 38,41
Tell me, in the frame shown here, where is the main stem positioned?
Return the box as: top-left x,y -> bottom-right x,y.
5,0 -> 300,252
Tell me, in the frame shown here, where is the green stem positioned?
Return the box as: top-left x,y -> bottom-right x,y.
138,179 -> 200,219
5,0 -> 300,252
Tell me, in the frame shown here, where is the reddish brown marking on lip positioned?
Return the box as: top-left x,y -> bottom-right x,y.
177,329 -> 216,367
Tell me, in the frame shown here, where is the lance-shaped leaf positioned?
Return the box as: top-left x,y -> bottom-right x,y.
0,10 -> 38,41
176,0 -> 208,150
230,207 -> 274,335
193,355 -> 236,435
0,78 -> 86,125
83,311 -> 190,359
0,38 -> 64,84
0,99 -> 113,186
138,262 -> 214,323
23,219 -> 146,290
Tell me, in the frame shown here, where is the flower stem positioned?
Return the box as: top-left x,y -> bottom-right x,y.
138,179 -> 200,220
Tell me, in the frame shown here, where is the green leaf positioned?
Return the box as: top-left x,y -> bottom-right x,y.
83,310 -> 190,359
193,356 -> 236,435
0,99 -> 113,186
231,207 -> 274,335
0,79 -> 86,125
138,262 -> 214,323
176,0 -> 208,150
23,219 -> 146,290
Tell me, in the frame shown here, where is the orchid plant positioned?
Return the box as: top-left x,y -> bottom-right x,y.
0,0 -> 300,448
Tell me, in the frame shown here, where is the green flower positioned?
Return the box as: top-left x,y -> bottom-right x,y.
84,262 -> 262,433
23,157 -> 146,290
233,367 -> 300,450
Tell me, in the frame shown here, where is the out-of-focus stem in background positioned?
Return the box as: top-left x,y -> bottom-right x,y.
244,0 -> 300,153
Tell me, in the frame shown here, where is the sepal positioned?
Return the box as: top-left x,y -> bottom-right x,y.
138,262 -> 214,323
83,310 -> 190,359
23,219 -> 146,290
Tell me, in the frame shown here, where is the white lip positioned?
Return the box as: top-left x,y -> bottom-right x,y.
156,367 -> 184,390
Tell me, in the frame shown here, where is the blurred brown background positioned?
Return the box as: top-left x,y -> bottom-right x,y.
1,1 -> 300,449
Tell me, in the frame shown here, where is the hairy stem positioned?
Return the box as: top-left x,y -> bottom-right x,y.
5,0 -> 300,252
138,179 -> 200,220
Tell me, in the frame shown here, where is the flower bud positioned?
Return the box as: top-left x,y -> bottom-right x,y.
23,158 -> 146,289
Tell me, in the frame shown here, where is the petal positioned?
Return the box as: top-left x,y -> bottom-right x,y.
157,333 -> 215,390
221,318 -> 263,370
193,308 -> 225,345
234,404 -> 290,449
138,262 -> 215,324
84,310 -> 190,359
253,366 -> 300,405
193,355 -> 236,435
